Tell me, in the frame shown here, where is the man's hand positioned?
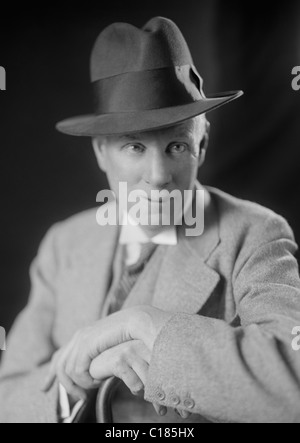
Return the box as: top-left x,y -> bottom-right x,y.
42,306 -> 173,398
90,340 -> 150,396
90,339 -> 191,419
42,306 -> 191,418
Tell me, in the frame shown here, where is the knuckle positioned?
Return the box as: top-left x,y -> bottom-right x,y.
65,359 -> 74,376
57,365 -> 66,381
56,361 -> 65,378
114,356 -> 127,377
73,375 -> 90,390
73,367 -> 89,386
74,361 -> 84,376
123,342 -> 138,362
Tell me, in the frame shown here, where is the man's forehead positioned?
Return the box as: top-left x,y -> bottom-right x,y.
116,119 -> 197,141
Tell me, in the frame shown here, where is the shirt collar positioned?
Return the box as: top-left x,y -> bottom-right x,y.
119,212 -> 177,246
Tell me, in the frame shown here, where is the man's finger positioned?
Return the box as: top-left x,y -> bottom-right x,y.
91,347 -> 145,396
65,350 -> 96,390
176,408 -> 191,419
41,373 -> 56,392
57,367 -> 88,402
131,358 -> 149,385
153,403 -> 167,417
117,365 -> 145,397
90,350 -> 115,380
41,350 -> 61,392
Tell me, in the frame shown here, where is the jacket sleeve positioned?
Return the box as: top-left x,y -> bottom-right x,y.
144,215 -> 300,423
0,225 -> 61,423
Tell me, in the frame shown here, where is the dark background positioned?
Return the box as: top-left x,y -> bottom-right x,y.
1,0 -> 300,333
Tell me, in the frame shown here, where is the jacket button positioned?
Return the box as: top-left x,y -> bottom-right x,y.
183,398 -> 195,409
156,389 -> 166,401
170,395 -> 180,406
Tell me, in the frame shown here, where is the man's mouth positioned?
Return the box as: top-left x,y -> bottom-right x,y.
139,191 -> 171,204
142,197 -> 168,204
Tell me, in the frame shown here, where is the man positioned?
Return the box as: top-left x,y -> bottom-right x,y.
0,17 -> 300,424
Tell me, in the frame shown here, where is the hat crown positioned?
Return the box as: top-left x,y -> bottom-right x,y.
90,17 -> 194,82
56,16 -> 243,137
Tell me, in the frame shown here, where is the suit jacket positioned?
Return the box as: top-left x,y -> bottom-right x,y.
0,186 -> 300,423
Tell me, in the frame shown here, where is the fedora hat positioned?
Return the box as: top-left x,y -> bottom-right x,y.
56,17 -> 243,137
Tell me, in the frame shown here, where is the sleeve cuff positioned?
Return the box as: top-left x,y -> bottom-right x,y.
58,384 -> 85,423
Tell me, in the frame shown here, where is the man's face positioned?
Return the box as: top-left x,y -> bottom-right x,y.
93,117 -> 208,235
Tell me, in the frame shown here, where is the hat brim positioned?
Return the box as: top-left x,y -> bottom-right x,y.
56,90 -> 243,137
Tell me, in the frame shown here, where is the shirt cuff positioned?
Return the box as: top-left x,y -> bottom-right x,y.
58,384 -> 85,423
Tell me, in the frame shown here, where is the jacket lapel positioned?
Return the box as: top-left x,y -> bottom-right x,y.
71,218 -> 120,326
152,187 -> 221,314
151,243 -> 221,314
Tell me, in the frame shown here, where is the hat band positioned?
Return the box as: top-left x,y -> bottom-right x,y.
92,65 -> 203,114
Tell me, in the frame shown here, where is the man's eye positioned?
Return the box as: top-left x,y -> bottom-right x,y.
125,144 -> 145,153
169,143 -> 187,154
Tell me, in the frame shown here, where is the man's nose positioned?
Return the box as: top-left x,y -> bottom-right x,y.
144,150 -> 172,189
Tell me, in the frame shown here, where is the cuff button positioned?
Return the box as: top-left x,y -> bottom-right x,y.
183,398 -> 195,409
170,395 -> 180,406
156,389 -> 166,401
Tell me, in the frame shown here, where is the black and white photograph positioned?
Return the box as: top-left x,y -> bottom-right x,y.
0,0 -> 300,425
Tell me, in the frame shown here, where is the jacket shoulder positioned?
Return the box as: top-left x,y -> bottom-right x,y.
206,186 -> 296,245
43,206 -> 115,256
52,207 -> 99,238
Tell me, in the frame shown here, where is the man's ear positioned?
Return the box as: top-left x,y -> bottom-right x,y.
92,138 -> 107,173
198,121 -> 210,167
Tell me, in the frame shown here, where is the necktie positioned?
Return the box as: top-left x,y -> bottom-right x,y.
107,241 -> 158,315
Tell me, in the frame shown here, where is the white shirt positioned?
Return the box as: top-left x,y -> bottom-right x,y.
119,212 -> 178,265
